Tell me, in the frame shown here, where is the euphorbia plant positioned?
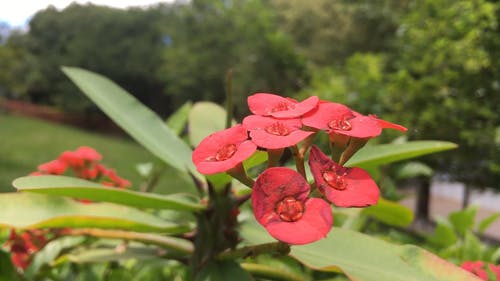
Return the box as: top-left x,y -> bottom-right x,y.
0,67 -> 478,281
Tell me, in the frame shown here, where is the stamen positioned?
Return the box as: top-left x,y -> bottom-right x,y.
328,118 -> 352,131
271,101 -> 295,113
265,122 -> 291,136
275,196 -> 304,222
322,169 -> 348,190
215,144 -> 237,161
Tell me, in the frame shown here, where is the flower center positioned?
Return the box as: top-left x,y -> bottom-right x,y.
275,196 -> 304,222
271,101 -> 295,113
328,118 -> 352,131
215,144 -> 237,161
322,170 -> 348,190
265,122 -> 291,136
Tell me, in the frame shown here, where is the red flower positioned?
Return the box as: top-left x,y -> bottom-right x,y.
302,102 -> 407,139
252,167 -> 332,245
192,125 -> 257,175
4,229 -> 48,270
242,115 -> 314,149
36,159 -> 67,175
308,146 -> 379,207
59,146 -> 102,168
489,264 -> 500,281
302,102 -> 382,138
461,261 -> 488,280
248,93 -> 319,118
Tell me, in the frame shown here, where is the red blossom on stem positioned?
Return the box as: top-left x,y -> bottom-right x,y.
252,167 -> 332,245
36,159 -> 67,175
4,229 -> 48,270
242,115 -> 314,149
248,93 -> 319,119
308,145 -> 379,207
192,124 -> 257,175
461,261 -> 490,280
59,146 -> 102,168
302,102 -> 407,138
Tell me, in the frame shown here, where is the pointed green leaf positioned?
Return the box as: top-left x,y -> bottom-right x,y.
449,206 -> 478,236
13,175 -> 205,211
61,67 -> 196,176
478,213 -> 500,234
345,141 -> 457,168
189,101 -> 234,147
361,198 -> 414,227
427,219 -> 458,248
240,219 -> 480,281
0,193 -> 187,233
56,246 -> 162,264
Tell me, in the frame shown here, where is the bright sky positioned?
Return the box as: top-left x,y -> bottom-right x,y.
0,0 -> 170,27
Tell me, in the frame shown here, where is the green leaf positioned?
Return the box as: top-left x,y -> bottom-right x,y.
14,175 -> 205,211
449,206 -> 478,236
241,219 -> 478,281
167,101 -> 193,136
189,101 -> 234,147
361,198 -> 414,227
0,193 -> 187,233
345,141 -> 457,168
394,161 -> 433,180
426,219 -> 458,248
61,67 -> 196,176
195,261 -> 253,281
56,245 -> 161,264
477,213 -> 500,234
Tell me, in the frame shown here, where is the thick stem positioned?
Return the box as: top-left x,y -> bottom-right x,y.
227,163 -> 255,188
290,145 -> 306,179
339,137 -> 369,166
329,133 -> 350,163
267,148 -> 284,168
63,228 -> 193,255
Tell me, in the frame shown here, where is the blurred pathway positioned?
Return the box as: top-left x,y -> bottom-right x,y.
400,181 -> 500,240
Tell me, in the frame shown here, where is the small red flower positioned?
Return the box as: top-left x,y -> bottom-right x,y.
4,229 -> 48,270
302,102 -> 382,138
308,145 -> 379,207
248,93 -> 319,118
59,146 -> 102,168
252,167 -> 332,245
489,264 -> 500,281
192,124 -> 257,175
461,261 -> 488,280
243,115 -> 314,149
36,159 -> 67,175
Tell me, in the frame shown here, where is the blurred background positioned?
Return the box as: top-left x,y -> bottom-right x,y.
1,0 -> 499,238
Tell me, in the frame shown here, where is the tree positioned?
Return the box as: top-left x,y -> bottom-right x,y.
157,0 -> 308,116
387,0 -> 500,190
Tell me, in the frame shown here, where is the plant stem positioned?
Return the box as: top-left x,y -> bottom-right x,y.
217,242 -> 289,260
224,68 -> 234,129
63,228 -> 193,255
227,163 -> 255,188
290,145 -> 306,179
267,148 -> 284,168
240,262 -> 309,281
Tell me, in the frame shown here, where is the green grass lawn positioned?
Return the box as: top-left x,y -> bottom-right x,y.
0,113 -> 195,194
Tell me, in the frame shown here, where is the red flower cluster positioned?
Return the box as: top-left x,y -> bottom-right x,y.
192,93 -> 406,245
461,261 -> 500,281
5,147 -> 132,270
31,146 -> 131,188
3,229 -> 48,270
